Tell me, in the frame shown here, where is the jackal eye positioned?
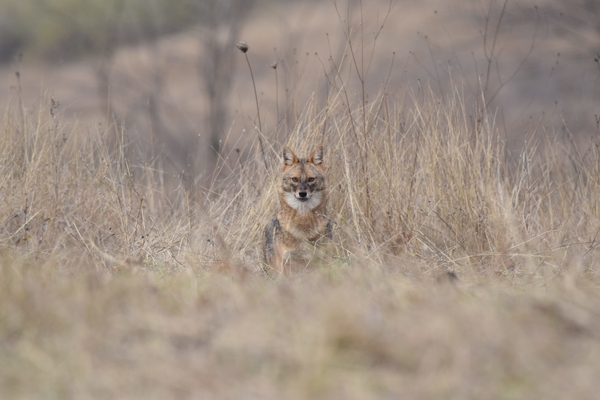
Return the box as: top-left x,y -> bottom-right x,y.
291,177 -> 299,182
308,177 -> 315,183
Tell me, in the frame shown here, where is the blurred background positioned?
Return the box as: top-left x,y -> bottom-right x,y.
1,0 -> 599,184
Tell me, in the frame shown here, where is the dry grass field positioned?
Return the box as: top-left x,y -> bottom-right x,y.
1,1 -> 600,399
1,81 -> 600,399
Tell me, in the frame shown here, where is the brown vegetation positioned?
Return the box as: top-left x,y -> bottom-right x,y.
1,1 -> 600,398
1,75 -> 600,397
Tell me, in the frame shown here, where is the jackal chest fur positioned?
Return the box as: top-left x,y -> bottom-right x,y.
278,200 -> 329,244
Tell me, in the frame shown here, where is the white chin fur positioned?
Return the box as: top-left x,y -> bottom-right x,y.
284,191 -> 322,215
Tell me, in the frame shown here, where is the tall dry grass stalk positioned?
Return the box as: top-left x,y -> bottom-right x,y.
1,82 -> 600,398
2,83 -> 600,279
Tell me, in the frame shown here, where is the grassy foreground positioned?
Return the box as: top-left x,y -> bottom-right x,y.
1,88 -> 600,399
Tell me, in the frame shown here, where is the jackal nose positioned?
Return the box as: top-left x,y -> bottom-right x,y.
298,191 -> 308,198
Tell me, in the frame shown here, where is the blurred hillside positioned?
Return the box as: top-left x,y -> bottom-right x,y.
1,0 -> 599,180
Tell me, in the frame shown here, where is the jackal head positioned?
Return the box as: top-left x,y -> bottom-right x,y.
280,145 -> 326,215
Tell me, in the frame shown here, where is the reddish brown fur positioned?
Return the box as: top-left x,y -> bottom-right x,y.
263,146 -> 332,274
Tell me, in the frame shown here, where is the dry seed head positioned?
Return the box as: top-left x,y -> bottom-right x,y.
271,60 -> 278,69
236,41 -> 249,53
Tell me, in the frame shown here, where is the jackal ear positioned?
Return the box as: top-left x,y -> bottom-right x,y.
282,146 -> 298,166
308,146 -> 324,166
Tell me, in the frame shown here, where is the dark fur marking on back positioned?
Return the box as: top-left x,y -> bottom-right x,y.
263,217 -> 282,264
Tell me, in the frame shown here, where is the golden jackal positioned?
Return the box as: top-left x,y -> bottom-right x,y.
263,145 -> 332,274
